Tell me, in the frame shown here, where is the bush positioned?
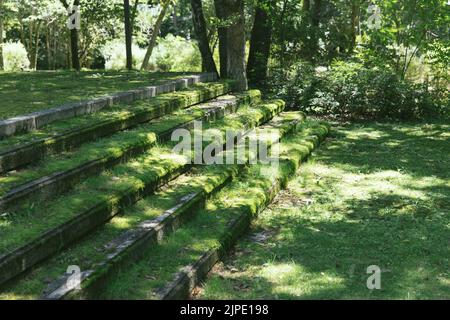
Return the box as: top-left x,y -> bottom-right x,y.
101,34 -> 201,72
267,60 -> 317,109
149,34 -> 201,72
3,42 -> 30,71
101,39 -> 146,70
268,59 -> 448,120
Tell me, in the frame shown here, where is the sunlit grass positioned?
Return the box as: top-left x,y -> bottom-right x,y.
201,121 -> 450,300
0,71 -> 195,120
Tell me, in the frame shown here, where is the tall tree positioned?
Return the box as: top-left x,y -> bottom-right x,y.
349,0 -> 360,53
60,0 -> 80,70
303,0 -> 310,11
222,0 -> 247,90
124,0 -> 133,70
190,0 -> 218,75
141,0 -> 171,71
247,1 -> 273,87
213,0 -> 228,78
310,0 -> 322,61
0,0 -> 4,71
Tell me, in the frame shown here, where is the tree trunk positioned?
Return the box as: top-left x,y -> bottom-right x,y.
141,0 -> 170,71
46,26 -> 52,70
124,0 -> 133,70
190,0 -> 218,75
303,0 -> 310,11
311,0 -> 322,27
131,0 -> 140,26
349,0 -> 360,53
310,0 -> 322,62
247,1 -> 273,87
0,0 -> 4,71
32,21 -> 42,70
277,0 -> 289,64
60,0 -> 81,70
70,28 -> 80,70
222,0 -> 248,90
214,0 -> 228,78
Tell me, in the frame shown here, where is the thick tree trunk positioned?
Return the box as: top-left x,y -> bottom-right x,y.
303,0 -> 310,11
0,0 -> 4,71
190,0 -> 218,75
124,0 -> 133,70
214,0 -> 228,78
311,0 -> 322,27
141,0 -> 170,71
222,0 -> 248,90
70,28 -> 80,70
247,2 -> 273,87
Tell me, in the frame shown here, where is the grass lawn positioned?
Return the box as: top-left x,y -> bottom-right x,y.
0,71 -> 198,120
200,121 -> 450,299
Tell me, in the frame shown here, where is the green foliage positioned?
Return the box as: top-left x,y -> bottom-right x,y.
148,34 -> 201,72
100,34 -> 201,72
101,39 -> 146,70
268,58 -> 448,120
2,41 -> 29,71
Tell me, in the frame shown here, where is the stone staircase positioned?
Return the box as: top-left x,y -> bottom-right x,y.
0,78 -> 329,299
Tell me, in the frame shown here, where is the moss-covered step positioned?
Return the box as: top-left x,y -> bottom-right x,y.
0,91 -> 261,212
0,81 -> 233,174
94,121 -> 329,300
40,111 -> 305,300
0,100 -> 285,287
0,73 -> 217,138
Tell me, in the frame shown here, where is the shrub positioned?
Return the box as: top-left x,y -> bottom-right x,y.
149,34 -> 201,72
268,59 -> 447,120
267,60 -> 317,109
100,34 -> 201,72
3,42 -> 30,71
101,39 -> 146,70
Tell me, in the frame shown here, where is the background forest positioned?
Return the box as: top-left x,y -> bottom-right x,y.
0,0 -> 448,120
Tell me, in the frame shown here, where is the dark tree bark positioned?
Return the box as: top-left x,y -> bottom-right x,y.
131,0 -> 139,26
311,0 -> 322,27
309,0 -> 323,62
190,0 -> 218,75
221,0 -> 248,90
247,1 -> 273,87
124,0 -> 133,70
349,0 -> 360,53
214,0 -> 228,78
303,0 -> 310,11
60,0 -> 80,70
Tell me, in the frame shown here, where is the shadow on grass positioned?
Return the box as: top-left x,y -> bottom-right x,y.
201,121 -> 450,299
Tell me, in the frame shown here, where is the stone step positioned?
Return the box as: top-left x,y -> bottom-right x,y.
0,81 -> 231,174
0,91 -> 261,212
0,73 -> 217,138
0,99 -> 285,287
100,121 -> 329,300
41,111 -> 305,300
